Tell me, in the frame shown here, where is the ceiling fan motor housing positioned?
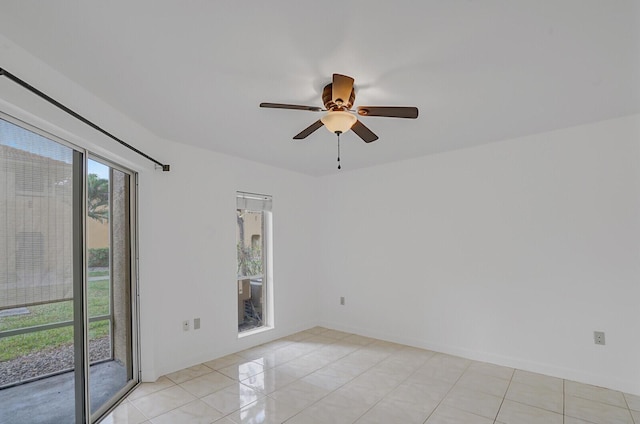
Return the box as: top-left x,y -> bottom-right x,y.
322,83 -> 356,111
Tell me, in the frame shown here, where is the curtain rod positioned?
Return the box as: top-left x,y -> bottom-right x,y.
0,67 -> 170,171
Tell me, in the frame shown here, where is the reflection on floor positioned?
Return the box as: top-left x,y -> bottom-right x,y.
107,327 -> 640,424
0,360 -> 127,424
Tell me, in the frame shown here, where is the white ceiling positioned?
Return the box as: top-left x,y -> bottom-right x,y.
1,1 -> 638,176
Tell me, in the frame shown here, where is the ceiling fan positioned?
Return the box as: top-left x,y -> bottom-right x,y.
260,74 -> 418,168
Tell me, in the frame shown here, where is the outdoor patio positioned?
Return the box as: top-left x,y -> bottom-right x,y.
0,359 -> 127,424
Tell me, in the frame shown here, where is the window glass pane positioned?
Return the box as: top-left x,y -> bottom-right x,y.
237,193 -> 271,333
0,117 -> 77,423
0,326 -> 75,383
88,160 -> 134,416
237,210 -> 263,279
0,119 -> 74,309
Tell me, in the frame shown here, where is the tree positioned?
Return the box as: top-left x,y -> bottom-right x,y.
88,173 -> 109,223
236,209 -> 263,277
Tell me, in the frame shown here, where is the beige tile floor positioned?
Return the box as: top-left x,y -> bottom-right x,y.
102,327 -> 640,424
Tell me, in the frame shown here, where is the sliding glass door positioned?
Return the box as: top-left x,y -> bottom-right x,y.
87,158 -> 137,419
0,115 -> 138,423
0,116 -> 79,423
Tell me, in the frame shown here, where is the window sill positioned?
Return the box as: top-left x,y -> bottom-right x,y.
238,325 -> 273,339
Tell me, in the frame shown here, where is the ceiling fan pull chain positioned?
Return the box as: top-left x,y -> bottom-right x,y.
337,132 -> 341,170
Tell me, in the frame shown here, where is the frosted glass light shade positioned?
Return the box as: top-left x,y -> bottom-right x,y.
321,111 -> 357,133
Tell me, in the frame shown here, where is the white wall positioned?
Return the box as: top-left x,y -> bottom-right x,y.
0,35 -> 321,381
144,141 -> 322,379
319,114 -> 640,395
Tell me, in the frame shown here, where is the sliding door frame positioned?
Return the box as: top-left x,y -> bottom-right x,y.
0,111 -> 141,424
87,153 -> 140,423
73,150 -> 89,423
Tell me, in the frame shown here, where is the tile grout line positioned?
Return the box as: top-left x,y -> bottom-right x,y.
342,350 -> 439,424
279,343 -> 430,423
492,368 -> 515,424
211,335 -> 335,423
133,383 -> 228,422
324,341 -> 420,423
272,336 -> 386,423
176,335 -> 335,423
421,357 -> 473,424
623,392 -> 639,424
241,339 -> 345,422
625,393 -> 637,424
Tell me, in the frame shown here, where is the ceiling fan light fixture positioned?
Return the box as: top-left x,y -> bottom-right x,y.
321,110 -> 357,134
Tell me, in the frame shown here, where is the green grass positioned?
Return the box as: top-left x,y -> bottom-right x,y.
0,279 -> 111,362
88,279 -> 110,317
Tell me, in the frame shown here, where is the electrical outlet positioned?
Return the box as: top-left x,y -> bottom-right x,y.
194,318 -> 201,330
183,320 -> 190,331
594,331 -> 605,345
340,296 -> 345,306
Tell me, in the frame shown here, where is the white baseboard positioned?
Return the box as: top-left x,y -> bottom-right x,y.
319,320 -> 640,396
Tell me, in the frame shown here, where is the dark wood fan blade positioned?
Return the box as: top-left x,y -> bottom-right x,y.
357,106 -> 419,119
332,74 -> 355,106
260,102 -> 322,112
351,120 -> 379,143
293,120 -> 324,139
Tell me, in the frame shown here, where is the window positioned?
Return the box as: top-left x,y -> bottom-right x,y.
236,192 -> 272,334
16,232 -> 44,276
251,235 -> 260,250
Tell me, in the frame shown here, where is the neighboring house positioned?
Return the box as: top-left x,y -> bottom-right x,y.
236,209 -> 263,325
0,144 -> 73,309
88,219 -> 109,250
236,210 -> 262,258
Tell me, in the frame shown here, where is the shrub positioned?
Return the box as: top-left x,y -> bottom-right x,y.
88,248 -> 109,268
237,244 -> 262,277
